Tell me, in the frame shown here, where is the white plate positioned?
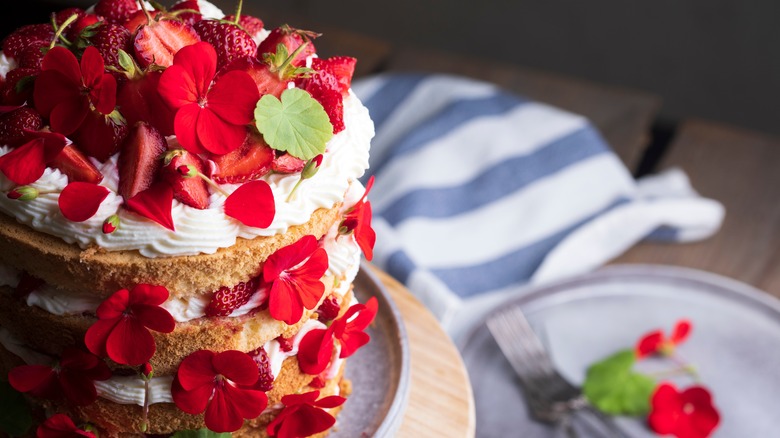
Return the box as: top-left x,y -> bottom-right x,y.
461,264 -> 780,437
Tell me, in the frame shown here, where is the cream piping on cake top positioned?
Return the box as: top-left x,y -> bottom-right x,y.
0,92 -> 373,258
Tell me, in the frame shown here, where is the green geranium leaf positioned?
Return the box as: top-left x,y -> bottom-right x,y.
0,381 -> 32,436
254,88 -> 333,160
582,349 -> 656,416
171,429 -> 231,438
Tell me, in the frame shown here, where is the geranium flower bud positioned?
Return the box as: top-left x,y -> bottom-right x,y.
7,186 -> 38,200
102,214 -> 120,234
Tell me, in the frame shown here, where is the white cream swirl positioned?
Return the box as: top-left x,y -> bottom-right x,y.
0,93 -> 373,258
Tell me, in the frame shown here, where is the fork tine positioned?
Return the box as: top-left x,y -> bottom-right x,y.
486,305 -> 554,377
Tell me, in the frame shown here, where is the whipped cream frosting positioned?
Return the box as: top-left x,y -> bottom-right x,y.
0,317 -> 329,406
0,91 -> 372,258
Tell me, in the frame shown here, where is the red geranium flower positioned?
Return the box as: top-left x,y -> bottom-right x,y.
158,42 -> 260,155
339,175 -> 376,261
298,297 -> 378,375
84,284 -> 176,366
264,235 -> 329,325
33,46 -> 117,136
637,319 -> 692,358
8,347 -> 111,406
0,131 -> 68,185
648,383 -> 720,438
266,390 -> 346,438
171,349 -> 268,433
36,414 -> 96,438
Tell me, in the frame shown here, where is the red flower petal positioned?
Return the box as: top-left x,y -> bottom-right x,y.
37,414 -> 86,438
264,235 -> 319,280
268,279 -> 305,325
105,317 -> 156,365
80,47 -> 116,115
172,375 -> 213,414
294,248 -> 328,309
281,390 -> 320,406
213,350 -> 260,387
195,107 -> 247,155
636,330 -> 664,359
96,288 -> 130,319
172,104 -> 207,154
28,130 -> 69,162
58,368 -> 99,406
224,180 -> 276,228
205,386 -> 245,433
128,283 -> 170,306
32,70 -> 81,122
269,403 -> 337,438
221,382 -> 267,424
672,319 -> 692,345
172,42 -> 217,100
84,318 -> 118,358
355,201 -> 376,261
158,65 -> 200,109
125,182 -> 175,231
41,46 -> 81,81
8,364 -> 55,393
133,304 -> 176,333
334,297 -> 377,358
313,395 -> 347,409
207,70 -> 259,125
0,138 -> 46,184
177,350 -> 218,391
298,327 -> 334,375
49,95 -> 90,136
58,182 -> 110,222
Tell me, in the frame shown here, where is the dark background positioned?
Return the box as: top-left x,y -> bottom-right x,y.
9,0 -> 780,138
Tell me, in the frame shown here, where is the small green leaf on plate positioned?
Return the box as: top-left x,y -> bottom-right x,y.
171,428 -> 232,438
0,381 -> 33,436
254,88 -> 333,160
582,349 -> 656,416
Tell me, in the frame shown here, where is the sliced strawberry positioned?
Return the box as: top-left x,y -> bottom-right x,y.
133,19 -> 200,68
312,56 -> 357,95
170,0 -> 203,26
161,150 -> 209,209
247,346 -> 274,391
117,69 -> 175,135
210,133 -> 274,183
89,23 -> 132,74
18,40 -> 51,70
225,14 -> 264,37
277,335 -> 294,352
271,152 -> 305,173
256,24 -> 319,66
54,7 -> 87,29
49,144 -> 104,184
118,121 -> 167,200
0,106 -> 42,147
1,67 -> 38,106
204,276 -> 261,317
94,0 -> 139,25
71,110 -> 129,162
221,57 -> 287,98
15,271 -> 45,298
316,293 -> 341,322
1,24 -> 54,60
193,19 -> 257,70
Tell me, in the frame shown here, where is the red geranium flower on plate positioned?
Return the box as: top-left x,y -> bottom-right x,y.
266,390 -> 346,438
648,382 -> 720,438
339,175 -> 376,261
8,347 -> 111,406
298,297 -> 378,375
84,284 -> 176,366
171,349 -> 268,433
33,46 -> 117,136
36,413 -> 96,438
637,319 -> 692,358
264,235 -> 329,325
158,42 -> 260,155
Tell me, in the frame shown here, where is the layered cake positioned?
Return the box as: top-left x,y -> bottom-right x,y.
0,0 -> 377,436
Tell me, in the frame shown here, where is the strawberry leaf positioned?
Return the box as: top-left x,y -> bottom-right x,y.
582,349 -> 655,416
253,88 -> 333,160
171,429 -> 231,438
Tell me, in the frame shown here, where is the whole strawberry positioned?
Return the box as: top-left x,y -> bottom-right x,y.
71,110 -> 129,162
257,24 -> 319,67
1,24 -> 54,60
170,0 -> 203,26
224,14 -> 264,37
193,19 -> 257,70
89,23 -> 132,75
0,107 -> 42,147
94,0 -> 139,25
1,67 -> 38,105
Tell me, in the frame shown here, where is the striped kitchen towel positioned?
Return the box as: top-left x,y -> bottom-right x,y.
351,73 -> 725,342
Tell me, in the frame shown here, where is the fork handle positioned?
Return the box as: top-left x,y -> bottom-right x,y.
573,405 -> 632,438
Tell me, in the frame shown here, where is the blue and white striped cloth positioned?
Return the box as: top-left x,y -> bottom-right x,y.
352,73 -> 725,342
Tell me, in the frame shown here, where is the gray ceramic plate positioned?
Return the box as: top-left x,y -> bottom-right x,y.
461,264 -> 780,437
331,262 -> 410,438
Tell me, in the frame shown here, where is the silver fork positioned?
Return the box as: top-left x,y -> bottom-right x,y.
486,305 -> 631,438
